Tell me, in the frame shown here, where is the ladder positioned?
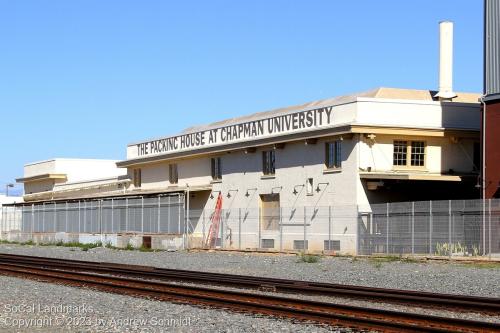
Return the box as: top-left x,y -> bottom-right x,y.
205,193 -> 223,248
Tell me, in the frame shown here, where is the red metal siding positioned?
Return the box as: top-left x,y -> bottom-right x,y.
485,100 -> 500,198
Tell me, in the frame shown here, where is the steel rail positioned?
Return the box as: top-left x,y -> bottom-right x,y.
0,253 -> 498,314
0,262 -> 498,333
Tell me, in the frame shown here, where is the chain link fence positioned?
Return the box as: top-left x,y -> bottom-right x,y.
358,199 -> 500,258
1,197 -> 499,258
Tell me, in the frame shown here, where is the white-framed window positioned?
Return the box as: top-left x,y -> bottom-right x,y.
393,140 -> 426,167
211,157 -> 222,180
325,141 -> 341,169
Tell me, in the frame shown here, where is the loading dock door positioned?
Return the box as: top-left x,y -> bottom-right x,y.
260,194 -> 280,231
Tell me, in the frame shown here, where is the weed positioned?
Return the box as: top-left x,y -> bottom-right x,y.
139,245 -> 154,252
124,242 -> 135,251
297,252 -> 321,263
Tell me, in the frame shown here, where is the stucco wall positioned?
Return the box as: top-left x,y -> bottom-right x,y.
358,134 -> 478,174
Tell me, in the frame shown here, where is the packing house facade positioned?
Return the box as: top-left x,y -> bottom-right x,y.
108,87 -> 480,253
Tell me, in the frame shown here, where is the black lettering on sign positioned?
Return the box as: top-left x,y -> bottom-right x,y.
135,107 -> 335,156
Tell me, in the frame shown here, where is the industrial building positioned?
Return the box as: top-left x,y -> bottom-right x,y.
3,21 -> 495,255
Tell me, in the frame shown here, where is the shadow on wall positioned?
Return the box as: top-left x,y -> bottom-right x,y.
363,179 -> 480,204
222,139 -> 355,176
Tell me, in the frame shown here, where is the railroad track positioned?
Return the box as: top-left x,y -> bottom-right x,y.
0,253 -> 497,314
0,254 -> 498,332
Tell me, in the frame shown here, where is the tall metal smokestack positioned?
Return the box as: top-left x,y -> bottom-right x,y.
434,21 -> 457,100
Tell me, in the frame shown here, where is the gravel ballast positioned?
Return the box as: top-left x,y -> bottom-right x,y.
0,275 -> 346,332
0,244 -> 498,297
0,244 -> 499,332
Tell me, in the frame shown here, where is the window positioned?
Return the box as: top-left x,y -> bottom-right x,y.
393,140 -> 426,167
133,169 -> 141,188
410,141 -> 425,166
169,164 -> 178,184
325,141 -> 342,169
324,240 -> 341,251
211,157 -> 222,180
262,150 -> 276,175
393,141 -> 407,166
306,178 -> 314,195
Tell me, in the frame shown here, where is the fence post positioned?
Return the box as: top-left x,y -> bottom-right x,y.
157,196 -> 160,234
220,210 -> 224,249
54,202 -> 56,233
78,201 -> 81,234
304,206 -> 307,253
386,203 -> 389,254
279,207 -> 283,252
202,209 -> 205,247
489,199 -> 492,260
329,206 -> 332,251
167,196 -> 171,234
111,198 -> 114,233
83,201 -> 87,233
99,200 -> 103,246
65,202 -> 68,233
429,201 -> 433,256
448,200 -> 452,259
31,204 -> 34,242
42,202 -> 45,233
258,207 -> 261,249
239,208 -> 242,251
411,202 -> 415,255
125,198 -> 129,232
141,196 -> 144,234
483,198 -> 486,256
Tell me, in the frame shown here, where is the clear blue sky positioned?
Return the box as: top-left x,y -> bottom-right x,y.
0,0 -> 483,195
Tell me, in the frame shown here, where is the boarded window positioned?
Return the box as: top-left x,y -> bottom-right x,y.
169,164 -> 178,184
260,194 -> 280,231
133,169 -> 141,188
325,141 -> 342,168
211,157 -> 222,180
262,150 -> 276,175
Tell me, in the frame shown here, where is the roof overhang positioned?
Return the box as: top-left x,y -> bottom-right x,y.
16,173 -> 67,183
117,126 -> 353,168
359,172 -> 476,182
117,124 -> 479,169
18,184 -> 213,205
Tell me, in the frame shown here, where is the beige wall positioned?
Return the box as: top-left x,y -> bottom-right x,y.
358,134 -> 478,174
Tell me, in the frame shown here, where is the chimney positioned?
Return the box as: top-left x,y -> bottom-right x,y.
434,21 -> 457,100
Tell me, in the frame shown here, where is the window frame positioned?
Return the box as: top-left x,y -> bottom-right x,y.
262,150 -> 276,175
392,140 -> 427,169
325,140 -> 342,169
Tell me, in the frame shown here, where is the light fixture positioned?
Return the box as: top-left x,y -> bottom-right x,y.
245,188 -> 257,197
293,184 -> 304,195
5,183 -> 14,197
271,186 -> 282,194
210,190 -> 221,199
315,182 -> 329,193
227,189 -> 238,198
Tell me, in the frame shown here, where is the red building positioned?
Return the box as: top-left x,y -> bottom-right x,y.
483,0 -> 500,198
